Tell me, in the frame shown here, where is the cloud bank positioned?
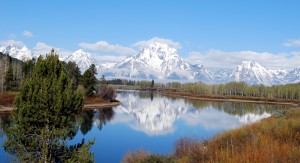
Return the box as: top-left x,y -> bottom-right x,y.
79,41 -> 137,55
185,49 -> 300,69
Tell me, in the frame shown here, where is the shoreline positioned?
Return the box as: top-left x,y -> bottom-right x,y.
0,101 -> 121,113
160,90 -> 300,106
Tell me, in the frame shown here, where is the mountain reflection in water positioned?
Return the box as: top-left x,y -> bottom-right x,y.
0,90 -> 288,162
107,90 -> 283,136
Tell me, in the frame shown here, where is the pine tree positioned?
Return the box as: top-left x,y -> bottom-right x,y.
4,55 -> 94,162
82,64 -> 97,97
65,61 -> 81,89
4,64 -> 17,91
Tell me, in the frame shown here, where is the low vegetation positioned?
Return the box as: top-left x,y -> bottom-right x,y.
123,107 -> 300,162
164,81 -> 300,100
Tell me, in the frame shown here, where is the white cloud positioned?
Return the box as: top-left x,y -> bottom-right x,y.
79,41 -> 137,55
133,37 -> 182,49
22,30 -> 33,38
185,49 -> 300,69
93,54 -> 127,63
0,40 -> 25,47
33,42 -> 72,58
283,39 -> 300,47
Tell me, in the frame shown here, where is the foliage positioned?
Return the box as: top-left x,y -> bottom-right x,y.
82,64 -> 97,97
176,108 -> 300,162
4,64 -> 17,91
3,54 -> 94,162
65,61 -> 81,90
122,149 -> 150,163
163,81 -> 300,100
99,84 -> 116,101
106,78 -> 136,85
122,104 -> 300,163
0,53 -> 23,91
22,58 -> 35,78
122,150 -> 173,163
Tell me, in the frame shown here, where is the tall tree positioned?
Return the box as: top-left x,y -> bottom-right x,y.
82,64 -> 97,97
4,64 -> 17,91
4,55 -> 94,162
22,58 -> 36,78
65,61 -> 81,89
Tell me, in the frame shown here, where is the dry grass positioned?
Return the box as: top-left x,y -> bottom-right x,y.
84,97 -> 107,104
122,149 -> 150,163
123,108 -> 300,163
0,92 -> 16,107
173,108 -> 300,163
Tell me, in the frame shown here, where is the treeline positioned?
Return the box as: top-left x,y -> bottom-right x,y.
163,81 -> 300,100
104,78 -> 155,88
0,52 -> 24,91
105,78 -> 136,85
0,52 -> 83,92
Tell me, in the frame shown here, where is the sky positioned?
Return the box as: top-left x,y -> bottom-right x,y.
0,0 -> 300,69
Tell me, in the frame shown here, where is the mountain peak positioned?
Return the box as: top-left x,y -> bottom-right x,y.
229,61 -> 282,86
0,45 -> 33,61
147,41 -> 177,55
64,49 -> 97,72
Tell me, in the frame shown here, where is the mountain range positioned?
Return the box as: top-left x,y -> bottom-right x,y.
1,42 -> 299,86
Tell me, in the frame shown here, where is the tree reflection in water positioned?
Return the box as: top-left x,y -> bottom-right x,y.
96,107 -> 115,131
4,109 -> 95,162
78,107 -> 115,133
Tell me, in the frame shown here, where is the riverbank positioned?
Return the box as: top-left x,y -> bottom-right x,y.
161,90 -> 300,106
0,93 -> 120,113
123,106 -> 300,162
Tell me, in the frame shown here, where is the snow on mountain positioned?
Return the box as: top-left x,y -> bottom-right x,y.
64,49 -> 117,73
207,67 -> 232,83
1,44 -> 300,85
0,45 -> 33,61
269,69 -> 288,79
227,61 -> 283,86
64,49 -> 97,72
104,42 -> 213,81
284,67 -> 300,83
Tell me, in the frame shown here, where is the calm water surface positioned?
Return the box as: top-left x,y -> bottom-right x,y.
0,90 -> 288,162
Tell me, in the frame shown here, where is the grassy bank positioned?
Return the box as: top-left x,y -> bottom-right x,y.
123,107 -> 300,162
0,92 -> 120,113
161,90 -> 300,106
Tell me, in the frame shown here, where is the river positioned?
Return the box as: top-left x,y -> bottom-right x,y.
0,90 -> 288,162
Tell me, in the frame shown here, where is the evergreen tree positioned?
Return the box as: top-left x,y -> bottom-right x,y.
4,64 -> 17,91
4,55 -> 94,162
22,58 -> 36,78
82,64 -> 97,96
151,79 -> 154,88
65,61 -> 81,89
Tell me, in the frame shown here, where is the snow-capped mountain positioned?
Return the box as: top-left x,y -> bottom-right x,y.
1,44 -> 300,85
227,61 -> 283,86
104,42 -> 213,81
269,69 -> 288,79
0,45 -> 33,61
207,67 -> 232,83
284,67 -> 300,83
64,49 -> 98,72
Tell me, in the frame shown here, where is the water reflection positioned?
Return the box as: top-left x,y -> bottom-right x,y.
3,108 -> 94,162
110,91 -> 286,136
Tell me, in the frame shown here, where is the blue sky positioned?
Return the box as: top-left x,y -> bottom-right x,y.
0,0 -> 300,69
